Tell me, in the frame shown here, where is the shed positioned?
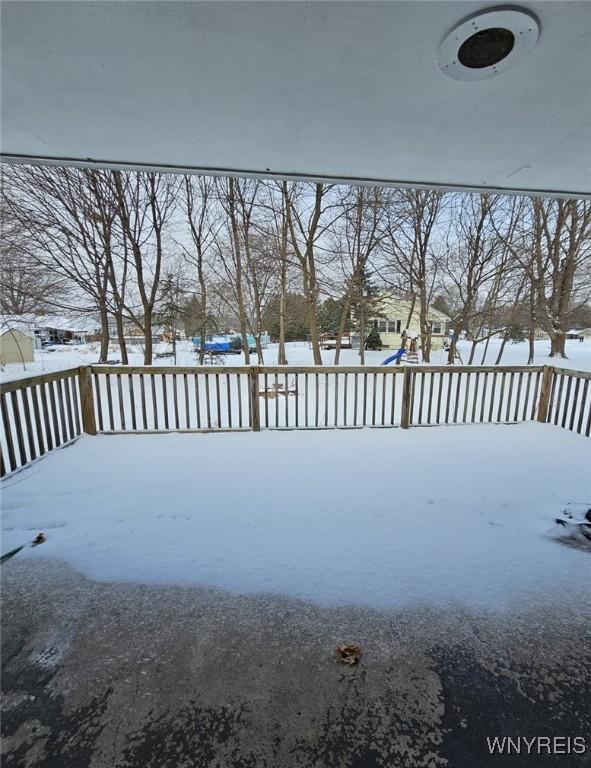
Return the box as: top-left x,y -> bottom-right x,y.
0,329 -> 35,365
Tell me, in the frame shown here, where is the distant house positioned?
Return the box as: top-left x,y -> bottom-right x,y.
107,319 -> 168,345
0,329 -> 35,365
352,295 -> 451,350
33,316 -> 97,345
565,329 -> 585,341
1,314 -> 98,348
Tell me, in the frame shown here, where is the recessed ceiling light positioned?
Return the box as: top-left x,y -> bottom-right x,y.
438,7 -> 540,81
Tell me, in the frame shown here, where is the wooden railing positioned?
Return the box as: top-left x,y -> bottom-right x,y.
1,368 -> 83,476
545,367 -> 591,434
1,364 -> 589,476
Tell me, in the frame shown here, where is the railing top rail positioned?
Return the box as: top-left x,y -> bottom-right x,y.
554,368 -> 591,380
256,364 -> 545,374
257,365 -> 401,374
90,365 -> 249,375
4,364 -> 587,392
0,367 -> 81,394
89,363 -> 551,376
395,364 -> 545,374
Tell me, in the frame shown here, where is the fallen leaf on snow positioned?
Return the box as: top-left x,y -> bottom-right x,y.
336,644 -> 362,665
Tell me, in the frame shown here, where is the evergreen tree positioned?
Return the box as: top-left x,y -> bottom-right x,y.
507,323 -> 527,343
365,325 -> 383,350
261,293 -> 310,341
350,267 -> 385,359
318,297 -> 348,337
155,270 -> 186,363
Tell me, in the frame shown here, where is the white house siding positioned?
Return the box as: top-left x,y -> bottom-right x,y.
366,295 -> 451,350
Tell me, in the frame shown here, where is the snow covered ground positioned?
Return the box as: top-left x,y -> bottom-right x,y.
2,337 -> 591,383
2,423 -> 589,613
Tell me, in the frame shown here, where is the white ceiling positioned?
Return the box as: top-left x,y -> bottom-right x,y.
1,1 -> 590,197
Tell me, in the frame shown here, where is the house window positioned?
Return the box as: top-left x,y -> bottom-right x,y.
378,320 -> 388,332
388,320 -> 401,334
432,322 -> 442,334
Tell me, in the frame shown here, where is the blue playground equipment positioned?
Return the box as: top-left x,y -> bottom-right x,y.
381,348 -> 406,365
192,335 -> 235,353
192,333 -> 262,354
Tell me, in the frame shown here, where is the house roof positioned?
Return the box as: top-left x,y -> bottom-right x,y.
0,314 -> 99,334
374,295 -> 451,323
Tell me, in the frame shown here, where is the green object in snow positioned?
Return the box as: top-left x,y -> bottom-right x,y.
0,533 -> 46,565
0,545 -> 26,564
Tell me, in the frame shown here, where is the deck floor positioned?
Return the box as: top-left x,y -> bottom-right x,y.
1,424 -> 590,767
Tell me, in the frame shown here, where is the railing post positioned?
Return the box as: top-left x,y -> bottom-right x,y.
537,365 -> 555,423
401,367 -> 412,429
249,366 -> 260,431
79,366 -> 97,435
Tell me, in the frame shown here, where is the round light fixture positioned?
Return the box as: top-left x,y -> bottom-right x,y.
438,7 -> 540,81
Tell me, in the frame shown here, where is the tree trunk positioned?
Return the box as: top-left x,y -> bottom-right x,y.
198,306 -> 207,365
278,289 -> 287,365
494,333 -> 509,365
550,332 -> 566,358
527,289 -> 536,365
255,334 -> 264,365
198,273 -> 208,365
423,328 -> 432,364
480,335 -> 491,365
307,294 -> 322,365
467,340 -> 478,365
527,330 -> 535,364
143,306 -> 153,365
227,178 -> 250,365
98,305 -> 109,362
333,292 -> 352,365
419,292 -> 431,363
359,308 -> 366,365
278,182 -> 288,366
115,311 -> 128,364
239,323 -> 250,364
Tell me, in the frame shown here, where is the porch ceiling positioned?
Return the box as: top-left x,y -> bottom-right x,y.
1,1 -> 590,197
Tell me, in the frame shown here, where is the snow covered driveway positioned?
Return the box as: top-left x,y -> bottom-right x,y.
2,423 -> 589,612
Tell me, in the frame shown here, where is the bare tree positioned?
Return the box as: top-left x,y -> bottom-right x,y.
80,169 -> 133,364
0,203 -> 59,314
380,190 -> 444,362
2,165 -> 119,360
214,177 -> 254,362
524,198 -> 591,358
284,183 -> 342,365
111,171 -> 179,364
181,175 -> 218,363
235,179 -> 269,362
259,181 -> 292,364
440,194 -> 514,365
329,186 -> 387,364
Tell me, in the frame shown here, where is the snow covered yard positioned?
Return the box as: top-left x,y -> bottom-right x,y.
2,422 -> 589,612
2,337 -> 591,383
